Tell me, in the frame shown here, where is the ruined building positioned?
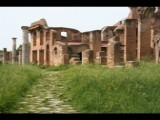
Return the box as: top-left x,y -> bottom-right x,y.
2,7 -> 160,67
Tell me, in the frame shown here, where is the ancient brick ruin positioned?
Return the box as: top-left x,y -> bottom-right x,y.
2,7 -> 160,67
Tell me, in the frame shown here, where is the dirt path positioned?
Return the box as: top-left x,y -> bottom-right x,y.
12,70 -> 77,113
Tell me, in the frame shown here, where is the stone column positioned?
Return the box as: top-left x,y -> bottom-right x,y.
124,19 -> 137,61
151,29 -> 155,59
3,48 -> 7,64
155,40 -> 160,63
21,26 -> 29,65
107,36 -> 121,67
82,49 -> 94,64
96,51 -> 107,65
12,38 -> 17,64
89,30 -> 101,61
136,7 -> 155,60
19,51 -> 22,65
137,18 -> 152,60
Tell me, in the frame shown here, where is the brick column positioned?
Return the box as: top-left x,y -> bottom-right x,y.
124,19 -> 137,61
137,18 -> 152,60
155,39 -> 160,63
82,49 -> 94,64
29,32 -> 33,63
107,36 -> 121,67
89,30 -> 101,61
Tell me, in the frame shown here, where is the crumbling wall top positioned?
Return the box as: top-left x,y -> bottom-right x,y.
101,26 -> 117,33
30,18 -> 48,28
114,24 -> 124,33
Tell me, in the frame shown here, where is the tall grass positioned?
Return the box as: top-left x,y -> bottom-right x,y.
54,61 -> 160,113
0,64 -> 42,113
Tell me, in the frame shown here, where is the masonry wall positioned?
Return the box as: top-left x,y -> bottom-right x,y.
82,32 -> 90,44
82,49 -> 94,64
52,42 -> 68,66
89,30 -> 101,61
107,36 -> 121,67
52,28 -> 79,42
101,26 -> 116,42
137,18 -> 152,60
124,19 -> 137,61
96,51 -> 107,65
72,32 -> 81,41
68,44 -> 89,54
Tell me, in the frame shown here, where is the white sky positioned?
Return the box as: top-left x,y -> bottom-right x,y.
0,7 -> 130,51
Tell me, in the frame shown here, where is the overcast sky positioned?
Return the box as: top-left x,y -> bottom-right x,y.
0,7 -> 130,51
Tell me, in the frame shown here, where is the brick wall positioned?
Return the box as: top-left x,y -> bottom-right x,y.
124,19 -> 137,61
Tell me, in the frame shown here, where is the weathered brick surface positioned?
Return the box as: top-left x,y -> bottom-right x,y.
89,30 -> 101,61
96,51 -> 107,65
4,7 -> 160,67
82,49 -> 94,64
107,36 -> 122,66
124,19 -> 137,61
137,19 -> 152,60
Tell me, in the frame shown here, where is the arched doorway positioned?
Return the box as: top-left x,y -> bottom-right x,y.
78,52 -> 82,61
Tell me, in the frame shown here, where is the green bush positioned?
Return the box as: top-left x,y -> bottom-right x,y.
0,64 -> 42,113
59,62 -> 160,113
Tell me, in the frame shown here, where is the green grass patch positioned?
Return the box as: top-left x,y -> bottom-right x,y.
46,64 -> 74,71
0,64 -> 42,113
56,62 -> 160,113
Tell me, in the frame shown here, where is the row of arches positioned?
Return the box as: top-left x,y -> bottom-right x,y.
32,44 -> 50,66
32,31 -> 68,46
33,31 -> 55,46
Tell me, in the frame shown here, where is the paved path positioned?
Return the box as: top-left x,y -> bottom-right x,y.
12,71 -> 77,113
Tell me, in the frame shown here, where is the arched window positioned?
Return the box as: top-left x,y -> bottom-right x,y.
40,30 -> 43,45
52,33 -> 57,45
46,31 -> 50,40
61,32 -> 67,37
33,31 -> 36,46
61,32 -> 67,40
54,47 -> 57,54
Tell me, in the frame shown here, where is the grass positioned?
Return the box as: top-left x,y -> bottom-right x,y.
0,63 -> 42,113
1,60 -> 160,113
47,61 -> 160,113
46,64 -> 74,71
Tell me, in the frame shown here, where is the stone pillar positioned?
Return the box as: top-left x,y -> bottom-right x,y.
12,38 -> 17,64
82,49 -> 94,64
62,54 -> 69,64
21,26 -> 29,65
151,29 -> 155,59
128,7 -> 137,19
124,19 -> 137,61
137,18 -> 152,60
155,39 -> 160,63
43,30 -> 47,65
36,30 -> 40,65
107,36 -> 121,67
136,7 -> 155,60
19,51 -> 22,65
3,48 -> 7,64
89,30 -> 101,61
29,32 -> 34,63
96,51 -> 107,65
